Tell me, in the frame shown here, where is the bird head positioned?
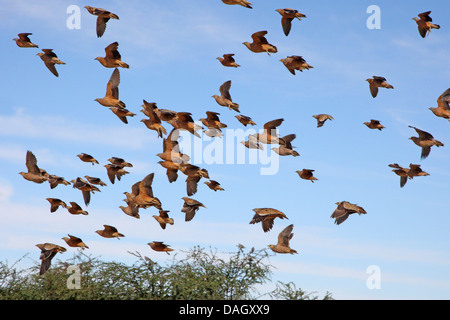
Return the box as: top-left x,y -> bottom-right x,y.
36,52 -> 44,57
268,244 -> 275,250
94,57 -> 102,61
412,17 -> 419,22
242,42 -> 251,49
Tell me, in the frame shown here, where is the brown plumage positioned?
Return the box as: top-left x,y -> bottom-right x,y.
413,11 -> 440,38
36,243 -> 66,275
241,134 -> 264,150
109,107 -> 135,124
13,33 -> 38,48
268,224 -> 297,254
84,175 -> 107,187
126,173 -> 162,210
276,8 -> 306,36
200,111 -> 227,138
280,55 -> 313,75
331,201 -> 367,225
157,128 -> 190,165
37,49 -> 65,77
170,112 -> 203,138
235,115 -> 256,126
95,68 -> 126,109
77,153 -> 99,165
205,180 -> 224,192
108,157 -> 133,168
217,54 -> 240,68
141,100 -> 167,138
212,80 -> 240,112
364,119 -> 385,131
19,151 -> 48,184
243,31 -> 277,55
104,164 -> 130,184
95,42 -> 129,68
67,201 -> 88,216
389,163 -> 429,188
221,0 -> 252,9
429,88 -> 450,120
250,208 -> 288,233
312,114 -> 334,127
152,210 -> 174,229
46,198 -> 68,213
143,102 -> 177,123
181,197 -> 206,222
71,177 -> 100,207
84,6 -> 119,38
255,118 -> 284,145
62,235 -> 89,250
96,225 -> 124,239
47,175 -> 70,189
181,164 -> 209,196
408,126 -> 444,159
366,76 -> 394,98
148,241 -> 174,255
296,169 -> 318,183
120,200 -> 140,219
272,134 -> 299,157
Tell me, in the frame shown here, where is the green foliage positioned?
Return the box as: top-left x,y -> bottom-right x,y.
0,246 -> 332,300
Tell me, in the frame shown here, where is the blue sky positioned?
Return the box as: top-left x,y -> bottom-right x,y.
1,0 -> 449,299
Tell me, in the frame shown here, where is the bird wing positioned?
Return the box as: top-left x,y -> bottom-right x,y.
437,88 -> 450,111
106,68 -> 120,99
263,118 -> 284,131
25,150 -> 41,174
251,31 -> 269,45
342,201 -> 366,214
18,33 -> 33,41
139,173 -> 155,197
418,11 -> 432,22
105,42 -> 121,59
219,80 -> 232,100
277,224 -> 294,247
281,16 -> 293,36
409,126 -> 434,140
96,16 -> 110,37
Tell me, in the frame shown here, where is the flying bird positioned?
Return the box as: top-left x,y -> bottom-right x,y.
296,169 -> 318,183
235,115 -> 256,126
200,111 -> 227,137
67,201 -> 88,215
170,112 -> 203,138
95,225 -> 125,239
181,164 -> 210,196
331,201 -> 367,225
312,114 -> 334,128
389,163 -> 429,188
408,126 -> 444,159
84,6 -> 119,38
108,157 -> 133,168
413,11 -> 440,38
221,0 -> 252,9
71,177 -> 100,206
77,153 -> 99,165
126,173 -> 162,210
212,80 -> 240,112
141,100 -> 167,138
19,151 -> 48,184
217,54 -> 240,68
241,134 -> 264,150
255,118 -> 284,145
157,128 -> 190,165
46,198 -> 68,213
205,180 -> 225,192
243,31 -> 278,55
104,164 -> 130,184
275,8 -> 306,36
62,235 -> 89,250
429,88 -> 450,120
152,210 -> 174,230
13,33 -> 38,48
47,175 -> 70,189
36,243 -> 66,275
84,175 -> 107,187
280,55 -> 313,75
95,42 -> 129,68
250,208 -> 288,233
109,107 -> 136,124
364,119 -> 385,131
366,76 -> 394,98
37,49 -> 65,77
95,68 -> 126,109
268,224 -> 297,254
181,197 -> 206,222
148,241 -> 174,255
271,134 -> 299,156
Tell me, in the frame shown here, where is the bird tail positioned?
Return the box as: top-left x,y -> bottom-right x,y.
119,62 -> 130,68
431,23 -> 440,29
436,140 -> 444,147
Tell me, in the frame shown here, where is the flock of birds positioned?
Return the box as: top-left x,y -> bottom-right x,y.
12,2 -> 448,275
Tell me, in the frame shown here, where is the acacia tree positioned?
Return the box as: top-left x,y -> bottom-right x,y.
0,245 -> 332,300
